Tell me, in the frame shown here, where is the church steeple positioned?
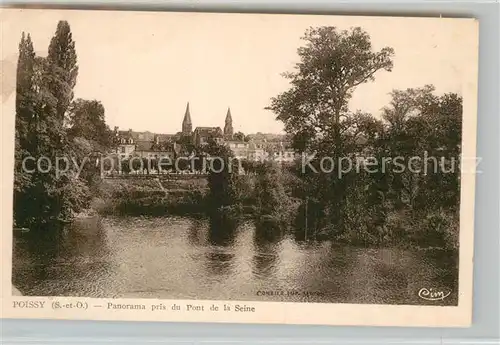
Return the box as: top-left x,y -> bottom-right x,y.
224,107 -> 233,138
182,102 -> 192,134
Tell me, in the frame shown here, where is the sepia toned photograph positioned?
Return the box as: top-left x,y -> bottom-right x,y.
1,9 -> 478,327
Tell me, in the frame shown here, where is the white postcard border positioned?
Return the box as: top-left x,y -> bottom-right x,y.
1,9 -> 478,327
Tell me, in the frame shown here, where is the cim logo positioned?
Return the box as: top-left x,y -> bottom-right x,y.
418,288 -> 451,301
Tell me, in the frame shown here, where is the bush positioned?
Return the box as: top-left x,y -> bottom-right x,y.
96,179 -> 208,216
414,209 -> 459,250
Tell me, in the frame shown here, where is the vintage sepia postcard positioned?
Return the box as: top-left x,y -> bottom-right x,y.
1,8 -> 478,327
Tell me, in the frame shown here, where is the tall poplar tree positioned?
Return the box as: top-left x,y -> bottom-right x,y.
13,32 -> 36,226
13,23 -> 90,229
47,20 -> 79,125
15,32 -> 36,151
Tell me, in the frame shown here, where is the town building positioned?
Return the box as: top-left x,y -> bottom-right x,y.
226,141 -> 250,160
114,128 -> 136,159
134,135 -> 178,160
113,102 -> 295,163
193,127 -> 224,146
226,139 -> 297,162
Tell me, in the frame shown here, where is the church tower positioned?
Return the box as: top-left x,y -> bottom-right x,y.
182,102 -> 192,134
224,107 -> 234,138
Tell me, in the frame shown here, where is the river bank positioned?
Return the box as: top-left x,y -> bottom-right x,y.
86,177 -> 459,252
92,178 -> 209,216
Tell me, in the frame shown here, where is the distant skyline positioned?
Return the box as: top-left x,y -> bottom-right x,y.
1,10 -> 475,134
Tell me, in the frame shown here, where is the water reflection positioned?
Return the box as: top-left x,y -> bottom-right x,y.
252,220 -> 282,279
292,201 -> 325,242
207,214 -> 238,247
203,215 -> 238,277
12,215 -> 459,305
187,217 -> 206,246
13,217 -> 112,297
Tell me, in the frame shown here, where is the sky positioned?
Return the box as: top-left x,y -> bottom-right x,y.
1,9 -> 477,134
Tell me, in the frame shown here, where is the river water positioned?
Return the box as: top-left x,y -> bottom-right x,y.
12,216 -> 458,305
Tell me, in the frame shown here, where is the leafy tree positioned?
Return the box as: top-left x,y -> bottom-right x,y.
254,161 -> 292,220
15,33 -> 36,148
47,20 -> 78,125
13,22 -> 92,229
176,134 -> 195,156
67,99 -> 113,152
13,33 -> 36,226
16,52 -> 84,228
371,86 -> 463,248
267,26 -> 394,235
14,33 -> 36,192
121,159 -> 131,174
205,139 -> 238,208
268,26 -> 394,152
233,131 -> 245,141
380,85 -> 462,212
